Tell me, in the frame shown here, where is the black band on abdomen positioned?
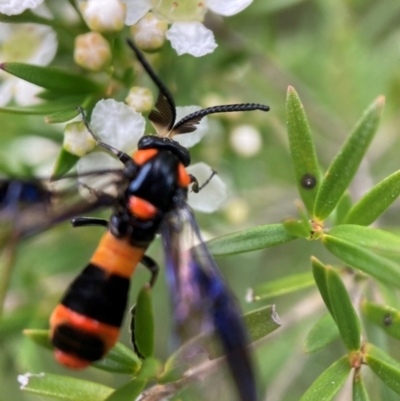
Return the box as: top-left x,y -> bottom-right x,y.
61,263 -> 130,327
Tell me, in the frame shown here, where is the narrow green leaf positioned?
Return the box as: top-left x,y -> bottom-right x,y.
0,9 -> 56,25
104,379 -> 146,401
362,302 -> 400,341
251,271 -> 314,301
282,217 -> 310,238
92,343 -> 142,374
0,63 -> 102,93
45,108 -> 81,124
23,329 -> 52,350
18,373 -> 113,401
353,372 -> 371,401
322,234 -> 400,288
311,257 -> 334,316
299,355 -> 351,401
286,86 -> 321,214
304,313 -> 340,353
207,224 -> 296,256
345,170 -> 400,225
0,95 -> 86,115
314,96 -> 385,221
136,357 -> 162,380
52,149 -> 80,178
131,285 -> 154,359
243,305 -> 281,343
328,225 -> 400,261
334,192 -> 353,225
327,268 -> 361,351
365,343 -> 400,395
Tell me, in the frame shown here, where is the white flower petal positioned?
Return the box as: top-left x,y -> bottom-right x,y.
187,162 -> 227,213
173,105 -> 209,148
166,22 -> 217,57
27,25 -> 58,65
77,151 -> 122,197
207,0 -> 253,16
122,0 -> 151,25
13,80 -> 42,105
91,99 -> 146,152
0,0 -> 44,16
0,79 -> 14,106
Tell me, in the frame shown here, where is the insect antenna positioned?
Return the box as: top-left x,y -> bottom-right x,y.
172,103 -> 270,135
126,39 -> 176,137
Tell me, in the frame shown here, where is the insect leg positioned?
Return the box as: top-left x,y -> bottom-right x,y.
129,254 -> 159,357
189,169 -> 217,193
71,217 -> 109,228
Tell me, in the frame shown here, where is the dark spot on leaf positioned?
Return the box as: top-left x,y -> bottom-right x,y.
383,314 -> 393,326
300,174 -> 317,189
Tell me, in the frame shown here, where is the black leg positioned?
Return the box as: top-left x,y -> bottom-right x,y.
189,169 -> 217,193
71,217 -> 109,228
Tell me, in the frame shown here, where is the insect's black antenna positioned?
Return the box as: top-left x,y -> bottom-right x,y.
126,39 -> 176,135
172,103 -> 270,135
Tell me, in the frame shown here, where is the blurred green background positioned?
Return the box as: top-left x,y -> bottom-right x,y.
2,1 -> 400,400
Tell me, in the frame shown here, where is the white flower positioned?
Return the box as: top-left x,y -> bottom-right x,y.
230,124 -> 262,157
125,86 -> 154,112
130,12 -> 168,51
63,122 -> 96,157
0,23 -> 57,106
0,0 -> 44,16
123,0 -> 253,56
78,99 -> 226,212
74,32 -> 112,72
80,0 -> 127,33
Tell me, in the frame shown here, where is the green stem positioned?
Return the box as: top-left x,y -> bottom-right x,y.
0,242 -> 16,320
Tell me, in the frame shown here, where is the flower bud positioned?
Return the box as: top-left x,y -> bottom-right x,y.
74,32 -> 111,71
230,125 -> 262,157
80,0 -> 126,33
63,121 -> 96,157
125,86 -> 154,113
130,13 -> 168,51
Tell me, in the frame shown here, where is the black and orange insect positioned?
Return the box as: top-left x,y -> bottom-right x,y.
42,40 -> 269,401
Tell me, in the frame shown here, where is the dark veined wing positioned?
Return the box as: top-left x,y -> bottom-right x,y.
161,205 -> 257,401
0,169 -> 124,243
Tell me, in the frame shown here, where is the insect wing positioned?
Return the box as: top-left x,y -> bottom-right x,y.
161,206 -> 257,401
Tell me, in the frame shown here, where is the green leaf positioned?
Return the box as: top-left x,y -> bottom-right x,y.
0,9 -> 57,26
328,225 -> 400,261
327,267 -> 361,351
104,379 -> 146,401
18,373 -> 113,401
282,217 -> 310,238
132,285 -> 154,359
362,302 -> 400,341
304,313 -> 340,353
207,224 -> 296,256
136,357 -> 162,380
299,355 -> 351,401
334,192 -> 353,225
243,305 -> 281,343
23,329 -> 53,350
0,63 -> 102,93
311,257 -> 334,316
286,86 -> 321,214
314,96 -> 384,221
345,170 -> 400,225
52,149 -> 80,178
353,372 -> 371,401
365,343 -> 400,395
322,234 -> 400,288
251,271 -> 315,301
45,108 -> 81,124
92,343 -> 142,375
